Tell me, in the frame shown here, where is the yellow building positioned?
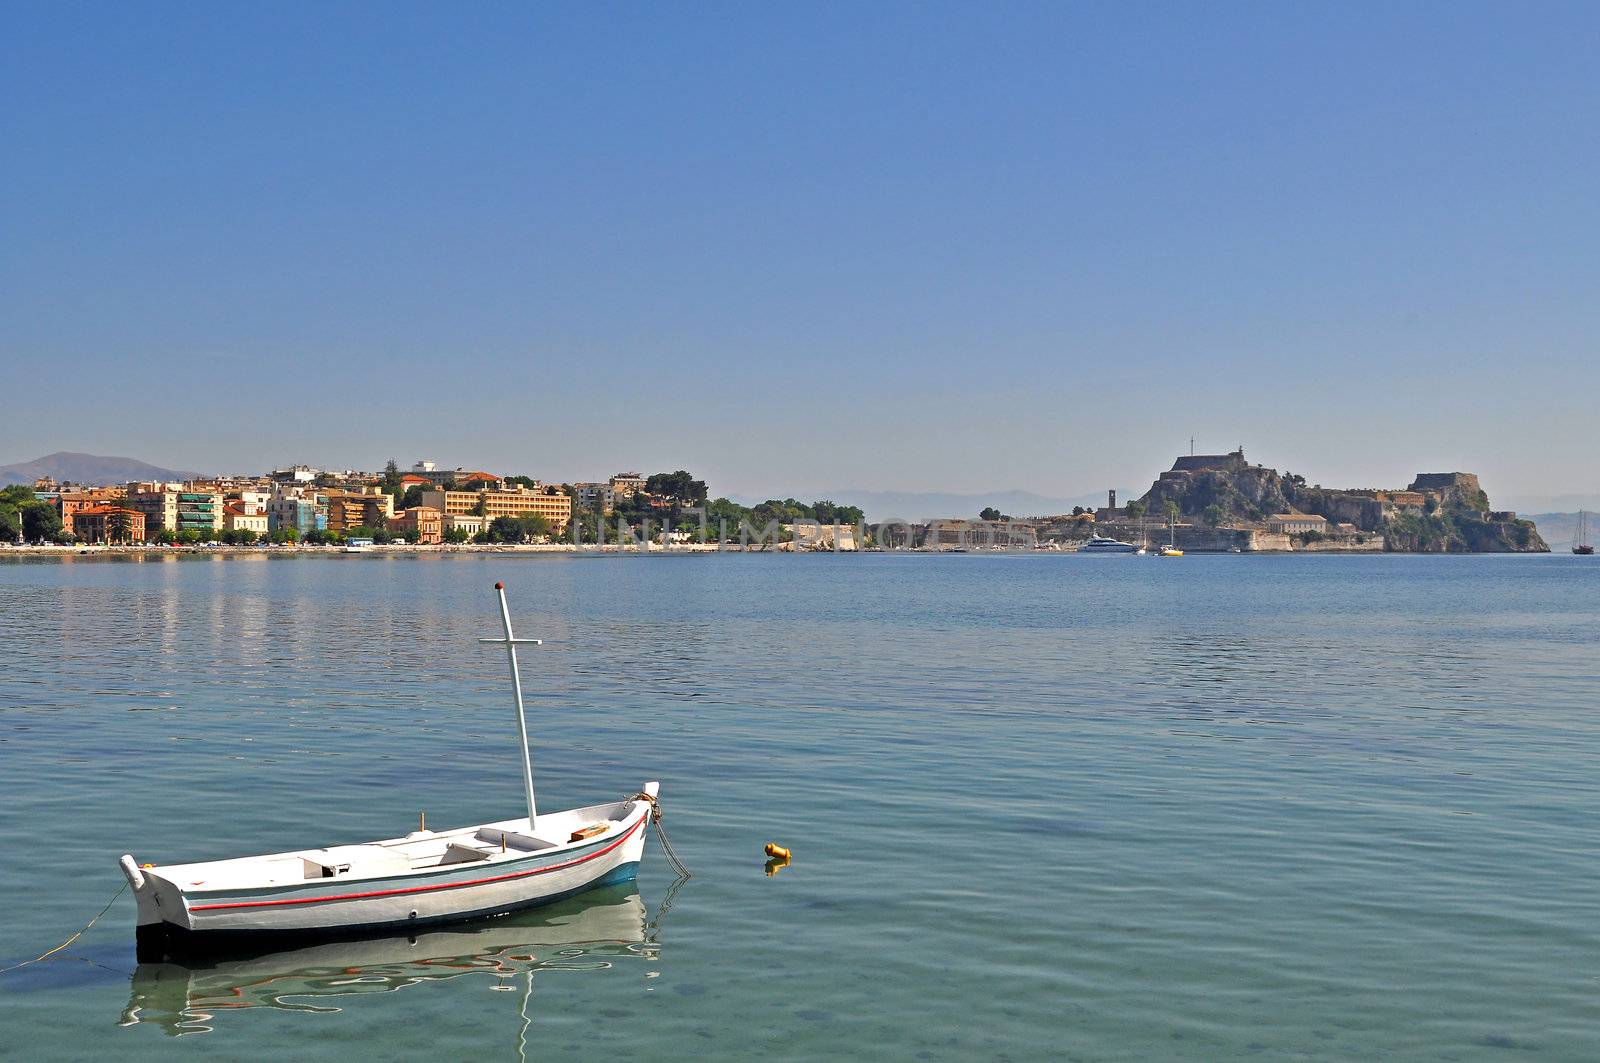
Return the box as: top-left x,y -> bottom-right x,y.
390,506 -> 443,544
419,487 -> 572,532
1266,513 -> 1328,535
609,472 -> 645,499
326,488 -> 395,533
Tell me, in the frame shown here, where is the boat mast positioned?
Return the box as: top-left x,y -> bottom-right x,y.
480,582 -> 542,829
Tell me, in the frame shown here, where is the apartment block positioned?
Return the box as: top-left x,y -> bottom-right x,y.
609,472 -> 646,499
326,487 -> 395,533
390,506 -> 443,544
268,494 -> 329,535
177,490 -> 223,533
223,502 -> 269,534
574,482 -> 616,512
125,482 -> 181,533
418,486 -> 572,532
271,465 -> 321,483
406,461 -> 503,487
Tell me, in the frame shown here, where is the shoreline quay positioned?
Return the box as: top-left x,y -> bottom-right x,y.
0,543 -> 1559,559
0,542 -> 728,557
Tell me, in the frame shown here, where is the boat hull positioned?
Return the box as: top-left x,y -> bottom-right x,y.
135,859 -> 643,959
128,790 -> 655,960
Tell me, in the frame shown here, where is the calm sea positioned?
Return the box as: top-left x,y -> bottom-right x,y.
1,552 -> 1597,1061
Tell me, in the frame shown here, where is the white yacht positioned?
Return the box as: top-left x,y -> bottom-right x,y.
1079,535 -> 1142,554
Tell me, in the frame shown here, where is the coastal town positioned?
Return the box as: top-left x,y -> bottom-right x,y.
0,449 -> 1550,553
0,459 -> 866,551
2,461 -> 653,547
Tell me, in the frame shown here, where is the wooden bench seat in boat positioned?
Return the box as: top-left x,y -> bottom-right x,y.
436,841 -> 495,864
473,827 -> 559,852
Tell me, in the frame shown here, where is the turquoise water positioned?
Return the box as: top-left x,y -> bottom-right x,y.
1,552 -> 1598,1060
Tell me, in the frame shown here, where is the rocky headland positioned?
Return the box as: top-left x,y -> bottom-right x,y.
1073,450 -> 1547,553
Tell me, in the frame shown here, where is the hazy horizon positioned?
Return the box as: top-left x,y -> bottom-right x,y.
3,445 -> 1594,517
3,5 -> 1597,509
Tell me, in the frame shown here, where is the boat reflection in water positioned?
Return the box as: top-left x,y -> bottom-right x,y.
120,884 -> 654,1036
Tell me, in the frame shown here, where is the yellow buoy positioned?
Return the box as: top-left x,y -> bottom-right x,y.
764,843 -> 791,860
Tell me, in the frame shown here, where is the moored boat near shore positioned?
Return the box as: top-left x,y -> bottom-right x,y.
1079,535 -> 1142,554
121,583 -> 660,960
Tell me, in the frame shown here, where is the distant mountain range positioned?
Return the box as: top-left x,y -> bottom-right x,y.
1525,513 -> 1597,552
0,452 -> 200,488
1502,493 -> 1600,515
730,488 -> 1108,524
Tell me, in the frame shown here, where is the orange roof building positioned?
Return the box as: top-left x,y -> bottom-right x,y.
223,501 -> 270,533
389,506 -> 443,545
71,505 -> 146,544
55,488 -> 126,535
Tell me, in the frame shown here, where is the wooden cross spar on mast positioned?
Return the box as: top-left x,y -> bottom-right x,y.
480,582 -> 543,829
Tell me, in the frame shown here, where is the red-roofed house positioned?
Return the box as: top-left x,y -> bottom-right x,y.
56,488 -> 125,535
390,506 -> 443,544
223,501 -> 269,535
72,505 -> 146,544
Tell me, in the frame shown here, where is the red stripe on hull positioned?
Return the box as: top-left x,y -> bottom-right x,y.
189,816 -> 645,912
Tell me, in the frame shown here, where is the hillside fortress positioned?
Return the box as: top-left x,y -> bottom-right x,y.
1069,449 -> 1546,553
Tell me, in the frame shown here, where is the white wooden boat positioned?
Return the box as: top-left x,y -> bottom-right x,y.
121,582 -> 658,959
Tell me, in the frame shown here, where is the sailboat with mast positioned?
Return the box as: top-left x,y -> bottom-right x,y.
1159,512 -> 1184,557
1575,510 -> 1594,554
120,583 -> 661,959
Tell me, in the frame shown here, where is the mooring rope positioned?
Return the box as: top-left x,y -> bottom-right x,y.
654,819 -> 691,879
631,791 -> 692,879
0,882 -> 128,977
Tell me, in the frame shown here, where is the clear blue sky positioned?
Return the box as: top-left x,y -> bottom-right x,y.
2,3 -> 1595,508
